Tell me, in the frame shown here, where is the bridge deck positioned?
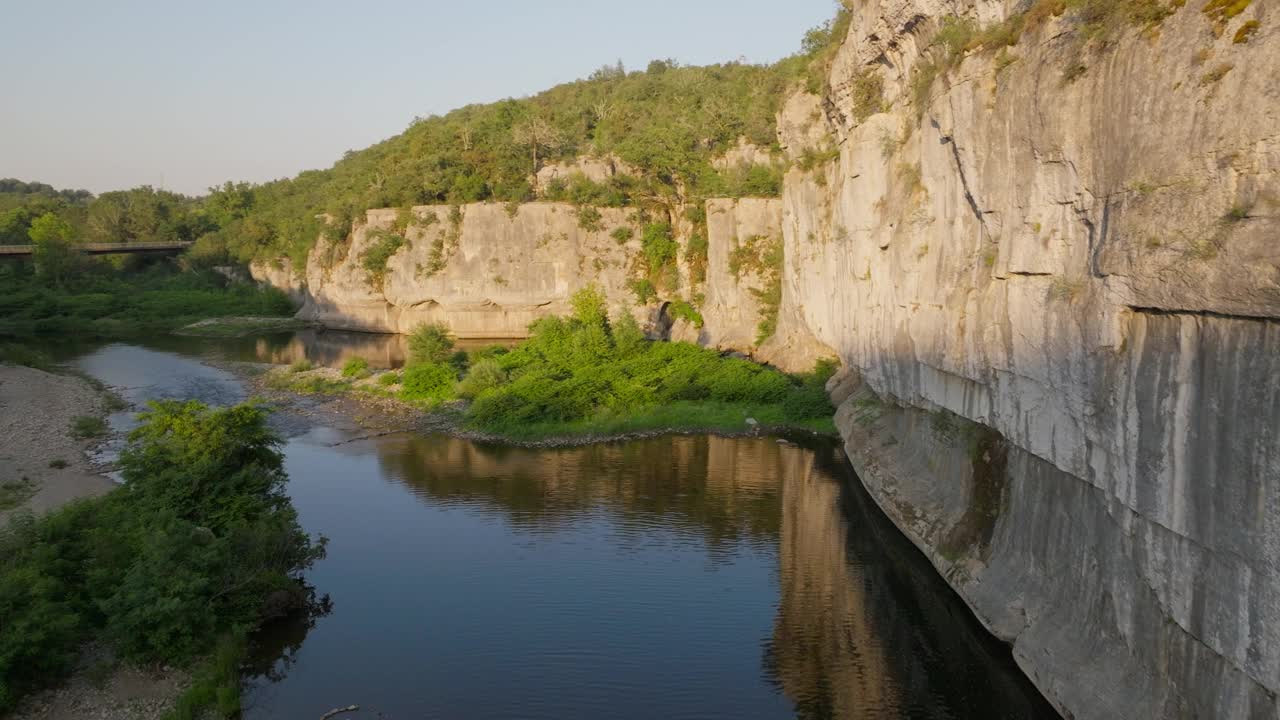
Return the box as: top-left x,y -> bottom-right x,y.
0,242 -> 193,257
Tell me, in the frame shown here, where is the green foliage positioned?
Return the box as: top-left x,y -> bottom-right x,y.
627,278 -> 658,305
340,357 -> 370,378
460,302 -> 835,438
0,401 -> 324,713
0,264 -> 295,340
726,233 -> 784,345
782,359 -> 839,421
849,70 -> 885,123
407,323 -> 456,365
685,233 -> 709,284
288,359 -> 314,373
668,300 -> 705,328
399,362 -> 457,404
378,370 -> 401,386
636,222 -> 679,295
575,206 -> 604,233
570,285 -> 609,327
0,478 -> 37,512
28,213 -> 78,284
454,358 -> 507,400
70,415 -> 107,439
610,226 -> 635,244
360,230 -> 406,284
164,634 -> 244,720
0,343 -> 53,370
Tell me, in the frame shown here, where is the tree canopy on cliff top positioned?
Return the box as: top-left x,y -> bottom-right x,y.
185,3 -> 855,268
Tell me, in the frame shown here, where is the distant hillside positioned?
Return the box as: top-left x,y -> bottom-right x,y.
188,7 -> 852,268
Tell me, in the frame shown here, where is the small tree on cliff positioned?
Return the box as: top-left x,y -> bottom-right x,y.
512,116 -> 563,174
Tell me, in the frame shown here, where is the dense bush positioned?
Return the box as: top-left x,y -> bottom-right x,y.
458,287 -> 837,436
0,401 -> 325,714
400,363 -> 458,403
407,323 -> 456,365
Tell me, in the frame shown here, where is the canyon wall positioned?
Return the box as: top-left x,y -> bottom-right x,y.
781,1 -> 1279,718
250,1 -> 1279,717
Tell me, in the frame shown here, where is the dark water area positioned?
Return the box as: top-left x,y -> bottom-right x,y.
61,341 -> 1058,720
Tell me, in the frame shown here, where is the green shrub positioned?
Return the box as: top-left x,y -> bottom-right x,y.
0,401 -> 324,713
610,226 -> 635,244
407,323 -> 456,365
453,304 -> 834,438
399,362 -> 457,403
288,359 -> 314,373
627,278 -> 658,305
782,359 -> 839,421
668,300 -> 704,328
378,370 -> 402,386
360,230 -> 406,284
576,206 -> 604,233
340,357 -> 370,378
454,358 -> 507,399
70,415 -> 107,439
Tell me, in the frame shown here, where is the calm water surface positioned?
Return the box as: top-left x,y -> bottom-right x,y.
66,340 -> 1058,720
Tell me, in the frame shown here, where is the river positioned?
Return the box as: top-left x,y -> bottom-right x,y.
59,334 -> 1058,720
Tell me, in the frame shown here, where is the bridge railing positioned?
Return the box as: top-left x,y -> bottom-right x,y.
0,242 -> 193,256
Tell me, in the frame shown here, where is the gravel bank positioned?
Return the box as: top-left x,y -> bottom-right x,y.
0,364 -> 115,523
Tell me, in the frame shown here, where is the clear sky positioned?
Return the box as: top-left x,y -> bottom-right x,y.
1,0 -> 837,197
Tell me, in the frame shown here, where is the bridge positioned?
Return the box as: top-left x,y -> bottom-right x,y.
0,241 -> 193,259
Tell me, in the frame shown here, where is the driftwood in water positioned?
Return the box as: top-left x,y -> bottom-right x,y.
320,705 -> 359,720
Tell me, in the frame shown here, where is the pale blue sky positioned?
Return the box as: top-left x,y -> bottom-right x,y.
1,0 -> 837,196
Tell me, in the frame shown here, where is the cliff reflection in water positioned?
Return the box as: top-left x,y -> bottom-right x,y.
360,433 -> 1055,719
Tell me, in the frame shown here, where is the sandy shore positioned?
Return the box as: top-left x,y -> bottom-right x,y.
0,364 -> 116,523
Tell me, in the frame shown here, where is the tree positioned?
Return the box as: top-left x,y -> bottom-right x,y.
407,323 -> 456,365
512,116 -> 563,174
28,212 -> 77,284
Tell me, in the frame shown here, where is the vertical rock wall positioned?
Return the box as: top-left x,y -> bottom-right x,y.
778,2 -> 1280,718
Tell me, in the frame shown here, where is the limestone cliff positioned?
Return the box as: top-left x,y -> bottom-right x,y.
251,2 -> 1279,717
776,2 -> 1279,718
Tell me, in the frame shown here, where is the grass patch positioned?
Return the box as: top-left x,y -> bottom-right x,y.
340,357 -> 370,379
0,265 -> 295,341
163,635 -> 244,720
70,415 -> 107,440
0,477 -> 38,512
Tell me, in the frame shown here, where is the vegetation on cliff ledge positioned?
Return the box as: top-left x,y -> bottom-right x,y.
0,401 -> 326,716
270,287 -> 838,440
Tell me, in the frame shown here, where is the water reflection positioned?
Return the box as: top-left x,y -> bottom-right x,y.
32,329 -> 516,372
244,432 -> 1057,720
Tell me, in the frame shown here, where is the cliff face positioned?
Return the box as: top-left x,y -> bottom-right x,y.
251,2 -> 1279,717
777,1 -> 1279,718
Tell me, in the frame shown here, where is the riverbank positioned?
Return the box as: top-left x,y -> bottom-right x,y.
0,364 -> 115,522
